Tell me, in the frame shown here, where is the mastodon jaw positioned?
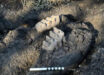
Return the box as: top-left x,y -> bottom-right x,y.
42,27 -> 64,51
35,15 -> 60,32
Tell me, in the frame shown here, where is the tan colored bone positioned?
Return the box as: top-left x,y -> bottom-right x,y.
35,15 -> 60,32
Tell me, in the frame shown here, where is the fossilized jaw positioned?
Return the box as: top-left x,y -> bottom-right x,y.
42,27 -> 64,51
35,15 -> 60,32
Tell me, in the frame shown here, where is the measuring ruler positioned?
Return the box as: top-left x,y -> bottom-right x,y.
29,67 -> 65,71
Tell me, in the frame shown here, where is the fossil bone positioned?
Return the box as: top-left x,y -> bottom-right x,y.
35,15 -> 60,32
42,27 -> 64,51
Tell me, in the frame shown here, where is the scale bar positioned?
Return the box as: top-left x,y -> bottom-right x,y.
29,67 -> 65,71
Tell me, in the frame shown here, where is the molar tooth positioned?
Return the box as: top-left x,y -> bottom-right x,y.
42,27 -> 65,51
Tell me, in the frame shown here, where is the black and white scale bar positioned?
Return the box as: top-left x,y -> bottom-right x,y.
29,67 -> 65,71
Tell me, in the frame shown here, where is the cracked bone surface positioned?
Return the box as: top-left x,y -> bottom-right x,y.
42,27 -> 64,51
35,15 -> 60,32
